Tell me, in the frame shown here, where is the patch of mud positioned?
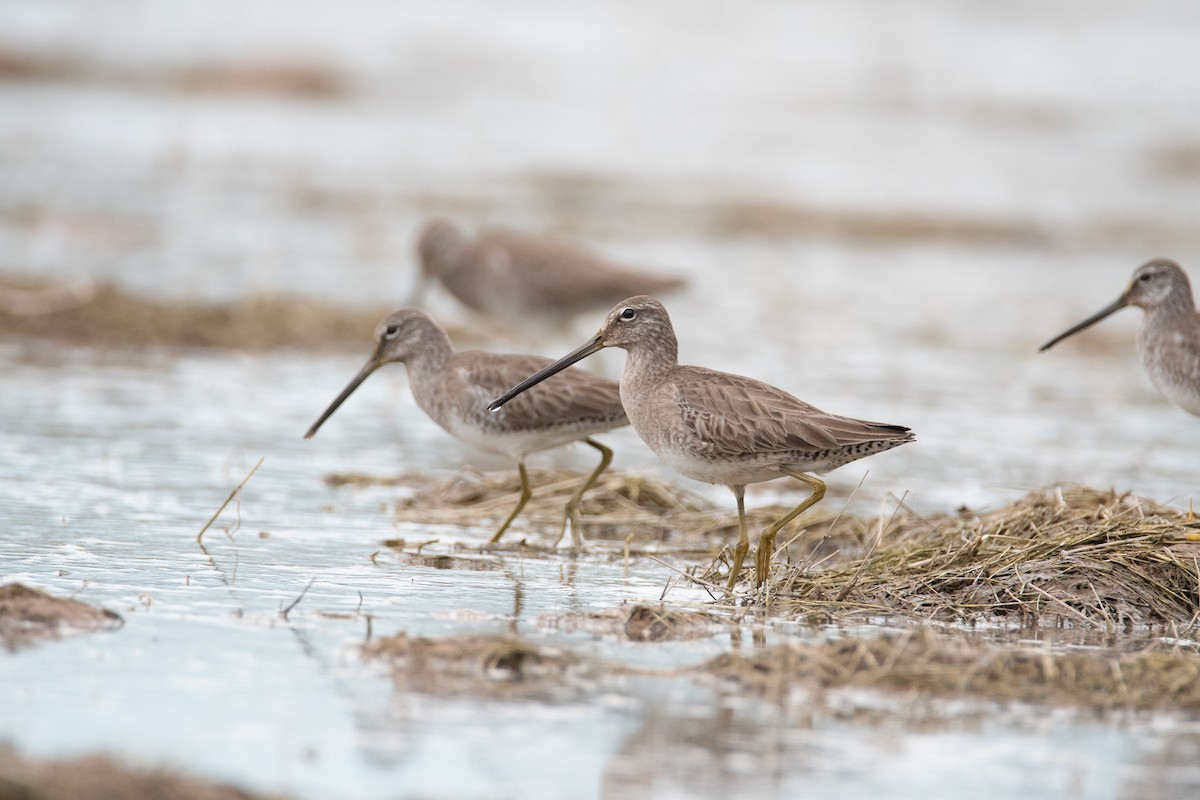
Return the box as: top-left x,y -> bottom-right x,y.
0,583 -> 123,653
361,633 -> 594,700
0,746 -> 286,800
623,605 -> 725,642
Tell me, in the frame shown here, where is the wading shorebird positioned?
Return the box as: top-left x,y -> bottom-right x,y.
305,308 -> 629,545
488,296 -> 915,590
410,219 -> 686,328
1040,258 -> 1200,417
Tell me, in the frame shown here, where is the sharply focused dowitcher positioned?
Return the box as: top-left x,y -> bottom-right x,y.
411,219 -> 686,327
305,308 -> 629,545
489,296 -> 915,589
1040,258 -> 1200,417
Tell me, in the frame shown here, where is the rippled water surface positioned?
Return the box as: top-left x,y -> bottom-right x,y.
2,1 -> 1200,798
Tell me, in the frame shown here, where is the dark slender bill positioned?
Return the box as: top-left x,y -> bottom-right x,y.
488,336 -> 605,411
304,359 -> 380,438
1038,296 -> 1127,352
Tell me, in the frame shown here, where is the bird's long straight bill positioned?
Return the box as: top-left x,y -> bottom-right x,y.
488,336 -> 605,411
1038,296 -> 1127,352
304,359 -> 380,438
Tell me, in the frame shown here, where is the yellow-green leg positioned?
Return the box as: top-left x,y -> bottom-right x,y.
754,469 -> 826,586
725,485 -> 749,592
489,462 -> 532,544
553,438 -> 613,548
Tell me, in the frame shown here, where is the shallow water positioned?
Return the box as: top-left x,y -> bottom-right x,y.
3,1 -> 1200,798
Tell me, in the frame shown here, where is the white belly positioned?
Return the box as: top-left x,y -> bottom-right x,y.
653,444 -> 787,487
445,416 -> 594,461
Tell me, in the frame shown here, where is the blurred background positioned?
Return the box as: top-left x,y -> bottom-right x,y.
1,0 -> 1198,506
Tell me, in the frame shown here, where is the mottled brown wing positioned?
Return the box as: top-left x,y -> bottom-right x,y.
458,352 -> 627,431
671,366 -> 909,457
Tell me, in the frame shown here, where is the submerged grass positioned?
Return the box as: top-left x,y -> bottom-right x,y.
360,610 -> 1200,715
379,467 -> 830,556
703,627 -> 1200,713
347,471 -> 1200,629
327,464 -> 1200,628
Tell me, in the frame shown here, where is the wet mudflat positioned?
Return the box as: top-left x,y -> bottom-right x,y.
4,0 -> 1200,798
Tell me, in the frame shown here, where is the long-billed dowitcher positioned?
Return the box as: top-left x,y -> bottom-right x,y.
410,219 -> 686,327
305,308 -> 629,545
488,296 -> 915,589
1040,258 -> 1200,417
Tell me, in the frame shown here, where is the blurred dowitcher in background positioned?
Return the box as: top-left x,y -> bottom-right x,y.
305,308 -> 629,545
490,296 -> 915,590
410,218 -> 686,329
1040,258 -> 1200,417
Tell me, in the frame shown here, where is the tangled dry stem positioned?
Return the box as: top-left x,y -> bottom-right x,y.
755,486 -> 1200,628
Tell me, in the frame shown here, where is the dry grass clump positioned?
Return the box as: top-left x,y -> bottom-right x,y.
0,583 -> 123,653
760,486 -> 1200,628
0,746 -> 286,800
703,627 -> 1200,712
0,278 -> 399,351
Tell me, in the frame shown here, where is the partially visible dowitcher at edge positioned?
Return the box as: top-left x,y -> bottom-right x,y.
305,308 -> 629,546
410,218 -> 686,327
489,296 -> 915,590
1040,258 -> 1200,417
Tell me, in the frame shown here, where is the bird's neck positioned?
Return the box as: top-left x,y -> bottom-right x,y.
1143,289 -> 1197,325
407,327 -> 456,379
620,331 -> 679,398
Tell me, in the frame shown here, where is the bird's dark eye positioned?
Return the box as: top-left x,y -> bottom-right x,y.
384,324 -> 399,337
1139,273 -> 1152,282
620,308 -> 637,321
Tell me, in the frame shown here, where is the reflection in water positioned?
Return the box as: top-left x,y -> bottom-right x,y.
602,700 -> 787,799
1119,728 -> 1200,800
